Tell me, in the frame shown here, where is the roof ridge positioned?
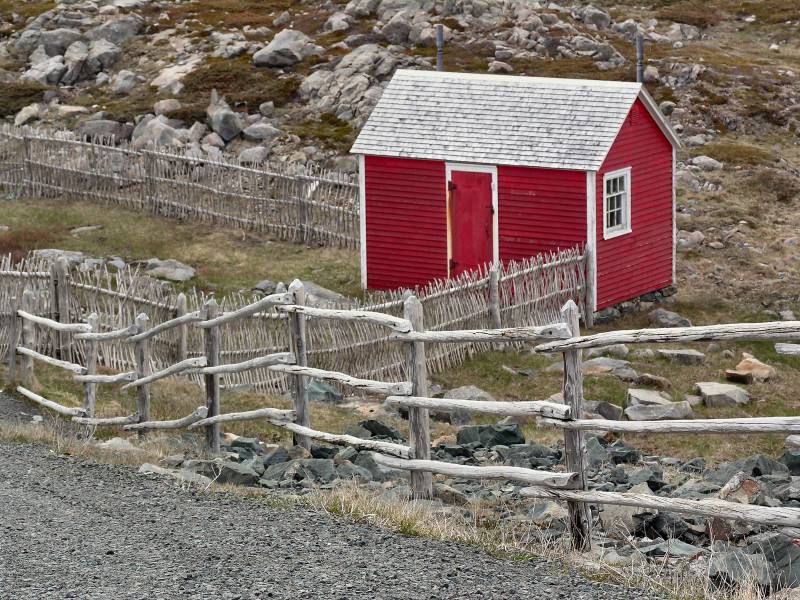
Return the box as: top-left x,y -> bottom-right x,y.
394,68 -> 643,90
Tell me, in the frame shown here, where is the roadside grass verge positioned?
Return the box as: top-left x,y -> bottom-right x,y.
0,197 -> 361,298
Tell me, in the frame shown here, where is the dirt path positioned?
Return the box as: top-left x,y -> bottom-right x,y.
0,393 -> 661,600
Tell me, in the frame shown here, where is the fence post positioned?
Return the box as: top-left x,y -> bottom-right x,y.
488,264 -> 502,329
83,313 -> 99,418
287,280 -> 311,450
18,290 -> 35,389
133,313 -> 151,440
202,299 -> 221,453
7,295 -> 18,381
583,247 -> 595,328
175,292 -> 188,363
561,299 -> 591,551
50,256 -> 71,361
22,134 -> 33,196
404,294 -> 432,499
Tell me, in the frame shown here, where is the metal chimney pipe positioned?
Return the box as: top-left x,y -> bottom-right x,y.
636,33 -> 644,83
436,24 -> 444,71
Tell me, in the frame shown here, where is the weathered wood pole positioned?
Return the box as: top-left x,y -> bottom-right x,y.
404,294 -> 432,499
133,313 -> 151,440
583,247 -> 595,328
7,295 -> 19,381
202,299 -> 221,453
488,264 -> 502,329
18,290 -> 35,389
82,312 -> 99,417
561,299 -> 591,551
50,257 -> 71,361
175,292 -> 188,362
22,134 -> 33,195
287,280 -> 311,450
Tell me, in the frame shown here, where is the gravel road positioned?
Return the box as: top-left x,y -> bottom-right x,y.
0,392 -> 662,600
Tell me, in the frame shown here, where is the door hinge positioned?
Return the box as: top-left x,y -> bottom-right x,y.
449,258 -> 457,270
448,181 -> 457,192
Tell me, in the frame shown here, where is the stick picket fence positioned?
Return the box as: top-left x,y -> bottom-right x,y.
0,124 -> 359,249
5,277 -> 800,549
0,246 -> 591,394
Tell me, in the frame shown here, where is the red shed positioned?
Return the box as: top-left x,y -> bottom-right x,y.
350,70 -> 680,312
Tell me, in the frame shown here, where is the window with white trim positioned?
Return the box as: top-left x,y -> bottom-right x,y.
603,167 -> 631,239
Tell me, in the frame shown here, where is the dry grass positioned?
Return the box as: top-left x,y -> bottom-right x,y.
694,142 -> 778,167
0,415 -> 173,466
0,197 -> 361,298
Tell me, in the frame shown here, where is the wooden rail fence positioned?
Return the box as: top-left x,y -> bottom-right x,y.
5,284 -> 800,548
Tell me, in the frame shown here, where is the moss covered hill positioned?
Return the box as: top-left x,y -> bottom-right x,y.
1,0 -> 799,309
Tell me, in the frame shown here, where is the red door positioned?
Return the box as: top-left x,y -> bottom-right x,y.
449,170 -> 494,277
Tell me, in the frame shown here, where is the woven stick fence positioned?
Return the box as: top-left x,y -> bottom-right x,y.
0,247 -> 590,394
0,124 -> 359,249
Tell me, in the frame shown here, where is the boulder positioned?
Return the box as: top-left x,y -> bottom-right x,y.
238,146 -> 269,165
638,539 -> 703,559
381,11 -> 413,44
85,39 -> 121,74
306,379 -> 343,404
627,388 -> 673,406
131,117 -> 184,148
718,472 -> 766,505
14,104 -> 44,127
625,401 -> 692,421
696,382 -> 750,407
658,348 -> 705,365
456,423 -> 524,448
150,57 -> 202,94
252,29 -> 323,67
262,458 -> 338,484
642,65 -> 659,84
206,91 -> 243,142
153,98 -> 181,116
692,155 -> 723,171
324,12 -> 351,32
358,419 -> 404,441
21,55 -> 67,85
586,436 -> 612,467
677,229 -> 704,250
60,40 -> 89,85
86,15 -> 144,45
138,463 -> 212,486
111,69 -> 138,94
779,450 -> 800,476
706,455 -> 789,484
441,385 -> 495,425
242,123 -> 283,143
710,550 -> 776,589
581,5 -> 612,29
75,119 -> 131,140
144,258 -> 195,281
40,28 -> 85,56
583,400 -> 623,420
726,353 -> 776,383
749,534 -> 800,588
648,308 -> 691,328
600,482 -> 654,536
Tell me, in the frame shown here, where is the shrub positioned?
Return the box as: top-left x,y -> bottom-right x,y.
178,56 -> 301,115
0,81 -> 49,118
656,2 -> 717,28
287,113 -> 354,151
699,142 -> 776,167
746,169 -> 800,204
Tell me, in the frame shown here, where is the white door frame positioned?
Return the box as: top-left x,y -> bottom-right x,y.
445,162 -> 499,277
358,154 -> 367,289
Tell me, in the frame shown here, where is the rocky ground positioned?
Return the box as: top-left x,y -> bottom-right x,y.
0,392 -> 667,600
2,0 -> 799,308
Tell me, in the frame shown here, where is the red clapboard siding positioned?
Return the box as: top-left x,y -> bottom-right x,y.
596,98 -> 674,309
498,166 -> 587,262
365,156 -> 447,290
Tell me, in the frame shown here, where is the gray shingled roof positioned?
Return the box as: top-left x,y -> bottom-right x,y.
351,70 -> 677,171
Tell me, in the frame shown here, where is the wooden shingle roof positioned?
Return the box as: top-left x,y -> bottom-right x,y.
351,69 -> 678,171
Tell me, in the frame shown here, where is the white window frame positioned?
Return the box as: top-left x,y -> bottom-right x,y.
602,167 -> 632,240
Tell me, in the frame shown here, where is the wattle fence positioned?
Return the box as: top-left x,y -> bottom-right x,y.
0,246 -> 591,395
0,124 -> 359,249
